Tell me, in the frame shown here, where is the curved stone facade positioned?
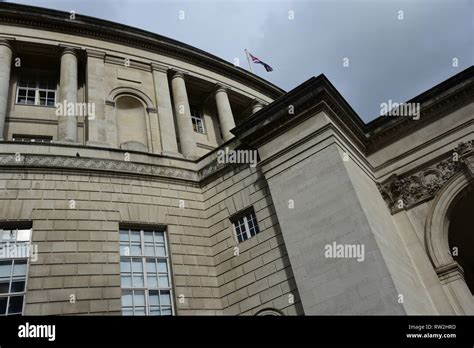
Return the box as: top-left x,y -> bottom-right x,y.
0,3 -> 473,316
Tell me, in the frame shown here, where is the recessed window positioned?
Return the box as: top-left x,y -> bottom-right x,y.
0,227 -> 32,316
231,208 -> 260,243
12,134 -> 53,143
190,106 -> 205,133
119,228 -> 173,316
16,77 -> 57,107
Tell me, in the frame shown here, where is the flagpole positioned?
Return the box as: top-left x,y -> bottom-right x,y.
244,49 -> 254,73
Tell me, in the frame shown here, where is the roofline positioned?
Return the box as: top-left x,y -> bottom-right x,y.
0,2 -> 285,99
233,65 -> 474,154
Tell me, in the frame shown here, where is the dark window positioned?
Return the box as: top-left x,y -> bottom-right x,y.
231,208 -> 260,243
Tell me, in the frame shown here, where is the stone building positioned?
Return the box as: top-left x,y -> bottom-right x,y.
0,3 -> 472,316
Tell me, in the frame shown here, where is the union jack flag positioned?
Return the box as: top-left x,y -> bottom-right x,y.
248,52 -> 273,72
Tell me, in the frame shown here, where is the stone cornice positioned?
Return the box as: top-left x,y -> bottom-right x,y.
376,141 -> 473,214
0,3 -> 284,100
0,153 -> 199,182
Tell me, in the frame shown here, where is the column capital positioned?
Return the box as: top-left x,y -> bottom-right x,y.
59,46 -> 79,57
169,69 -> 187,80
250,98 -> 266,114
151,62 -> 169,73
214,83 -> 231,94
252,98 -> 265,107
0,38 -> 14,51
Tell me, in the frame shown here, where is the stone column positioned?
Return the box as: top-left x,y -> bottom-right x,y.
58,47 -> 78,143
170,70 -> 197,158
86,49 -> 107,147
214,85 -> 235,142
251,99 -> 264,114
0,39 -> 13,141
152,63 -> 180,157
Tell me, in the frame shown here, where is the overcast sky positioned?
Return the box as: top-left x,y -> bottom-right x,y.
8,0 -> 473,122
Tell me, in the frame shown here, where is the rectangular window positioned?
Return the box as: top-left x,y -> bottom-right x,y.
0,226 -> 32,316
231,208 -> 260,243
16,77 -> 56,107
119,228 -> 173,316
190,106 -> 205,134
12,134 -> 53,143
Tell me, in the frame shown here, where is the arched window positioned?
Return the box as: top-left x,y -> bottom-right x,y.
116,95 -> 148,152
448,183 -> 474,294
255,308 -> 283,316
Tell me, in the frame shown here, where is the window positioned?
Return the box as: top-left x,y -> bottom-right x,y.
119,228 -> 173,316
232,208 -> 260,243
0,227 -> 32,316
12,134 -> 53,143
190,106 -> 205,133
16,77 -> 56,106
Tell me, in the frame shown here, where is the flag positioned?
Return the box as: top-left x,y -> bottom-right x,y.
248,51 -> 273,72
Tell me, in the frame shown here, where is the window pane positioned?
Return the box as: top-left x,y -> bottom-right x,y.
0,297 -> 6,314
147,276 -> 158,288
155,232 -> 165,243
132,276 -> 144,288
122,308 -> 133,316
120,245 -> 130,256
144,245 -> 155,256
0,261 -> 12,279
130,231 -> 140,242
157,260 -> 167,273
13,260 -> 27,277
121,276 -> 131,288
143,231 -> 153,242
2,230 -> 14,241
134,307 -> 146,316
120,259 -> 131,272
160,291 -> 171,306
130,245 -> 141,256
0,282 -> 10,294
131,259 -> 143,273
121,291 -> 132,306
11,281 -> 25,293
149,307 -> 161,315
155,246 -> 166,257
134,291 -> 145,306
119,230 -> 129,242
7,296 -> 23,314
146,260 -> 157,273
149,290 -> 160,305
16,230 -> 31,242
158,275 -> 169,288
161,307 -> 172,316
